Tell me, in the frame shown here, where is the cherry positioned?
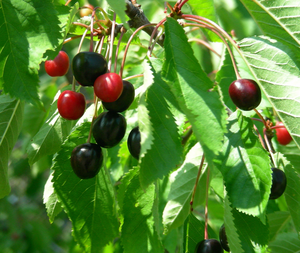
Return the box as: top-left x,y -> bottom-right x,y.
102,80 -> 135,112
228,79 -> 261,111
72,52 -> 107,86
94,72 -> 123,103
57,90 -> 86,120
127,126 -> 141,159
270,168 -> 287,199
92,111 -> 127,148
275,121 -> 292,145
219,224 -> 230,252
195,239 -> 224,253
79,4 -> 93,17
45,51 -> 69,77
70,143 -> 103,179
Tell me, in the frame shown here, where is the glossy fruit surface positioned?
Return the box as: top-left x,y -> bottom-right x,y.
70,143 -> 103,179
45,51 -> 69,77
270,168 -> 287,199
195,239 -> 224,253
275,121 -> 292,145
102,80 -> 135,112
92,111 -> 126,148
57,90 -> 86,120
79,4 -> 93,17
72,52 -> 107,86
127,126 -> 141,159
94,73 -> 123,102
219,224 -> 230,252
228,79 -> 261,111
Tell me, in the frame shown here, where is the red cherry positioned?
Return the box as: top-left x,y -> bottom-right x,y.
57,90 -> 86,120
275,122 -> 292,145
45,51 -> 69,77
93,73 -> 123,102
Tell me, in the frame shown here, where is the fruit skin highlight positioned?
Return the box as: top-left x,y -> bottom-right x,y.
72,52 -> 107,86
45,51 -> 69,77
228,79 -> 261,111
127,126 -> 141,159
70,143 -> 103,179
219,224 -> 230,252
275,121 -> 292,145
195,239 -> 224,253
102,80 -> 135,112
94,72 -> 123,103
270,168 -> 287,200
57,90 -> 86,120
92,111 -> 127,148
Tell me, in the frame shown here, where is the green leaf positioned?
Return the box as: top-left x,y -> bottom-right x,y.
163,143 -> 207,234
121,173 -> 164,253
268,211 -> 291,242
268,233 -> 300,253
0,94 -> 24,198
239,36 -> 300,149
138,58 -> 183,187
43,172 -> 62,223
0,0 -> 70,105
240,0 -> 300,48
162,17 -> 227,168
107,0 -> 128,28
52,122 -> 119,252
214,111 -> 271,221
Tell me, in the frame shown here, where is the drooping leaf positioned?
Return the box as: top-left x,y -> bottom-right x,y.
0,95 -> 24,198
0,0 -> 70,106
163,143 -> 207,234
162,17 -> 227,168
214,111 -> 271,221
121,173 -> 164,253
268,233 -> 300,253
239,36 -> 300,149
138,58 -> 183,187
52,122 -> 119,252
268,211 -> 291,242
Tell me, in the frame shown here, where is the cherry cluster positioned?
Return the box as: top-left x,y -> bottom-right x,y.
45,49 -> 143,178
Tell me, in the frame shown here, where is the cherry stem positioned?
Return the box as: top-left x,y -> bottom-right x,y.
253,124 -> 265,149
65,0 -> 71,6
119,23 -> 158,78
108,13 -> 117,72
253,108 -> 267,129
114,28 -> 125,73
188,38 -> 221,58
204,166 -> 210,240
190,154 -> 205,212
147,19 -> 166,57
178,0 -> 189,9
183,18 -> 241,80
89,9 -> 97,52
123,74 -> 144,81
263,128 -> 276,164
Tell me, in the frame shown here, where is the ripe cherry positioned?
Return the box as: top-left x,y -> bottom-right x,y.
94,72 -> 123,103
127,126 -> 141,159
195,239 -> 224,253
92,111 -> 127,148
275,121 -> 292,145
102,80 -> 135,112
219,224 -> 230,252
270,168 -> 287,199
45,51 -> 69,77
57,90 -> 86,120
228,79 -> 261,111
72,52 -> 107,86
70,143 -> 103,179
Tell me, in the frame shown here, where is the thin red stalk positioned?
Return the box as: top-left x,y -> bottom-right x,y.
123,74 -> 144,81
65,0 -> 71,6
188,38 -> 221,58
147,18 -> 166,56
114,29 -> 125,73
89,10 -> 96,52
119,23 -> 158,78
204,167 -> 210,240
108,13 -> 117,72
178,0 -> 189,9
253,124 -> 265,150
253,108 -> 267,129
263,128 -> 276,164
190,154 -> 205,212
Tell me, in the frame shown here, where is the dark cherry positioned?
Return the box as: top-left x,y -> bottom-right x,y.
70,143 -> 103,179
45,51 -> 69,77
57,90 -> 86,120
72,52 -> 107,86
219,224 -> 230,252
102,80 -> 135,112
275,121 -> 292,145
195,239 -> 224,253
94,72 -> 123,102
127,126 -> 141,159
270,168 -> 287,199
92,111 -> 127,148
228,78 -> 261,111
